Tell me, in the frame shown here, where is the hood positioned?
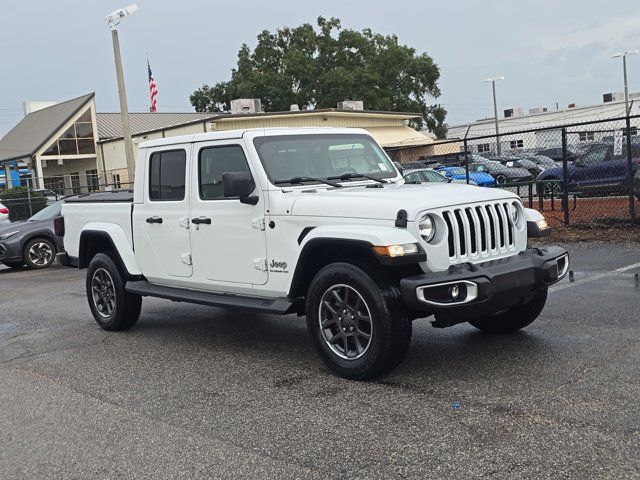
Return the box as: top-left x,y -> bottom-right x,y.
0,220 -> 25,233
499,167 -> 531,177
289,183 -> 518,220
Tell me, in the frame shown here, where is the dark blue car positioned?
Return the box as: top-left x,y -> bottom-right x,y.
537,143 -> 640,196
436,166 -> 497,187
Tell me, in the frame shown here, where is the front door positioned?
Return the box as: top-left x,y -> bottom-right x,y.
189,141 -> 268,288
133,146 -> 192,281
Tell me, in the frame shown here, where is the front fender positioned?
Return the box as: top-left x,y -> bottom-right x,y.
300,224 -> 419,249
79,222 -> 142,275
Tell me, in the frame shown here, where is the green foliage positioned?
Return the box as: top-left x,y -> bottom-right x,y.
0,187 -> 47,222
190,17 -> 447,138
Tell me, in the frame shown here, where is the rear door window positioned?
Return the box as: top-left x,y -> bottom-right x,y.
149,150 -> 187,201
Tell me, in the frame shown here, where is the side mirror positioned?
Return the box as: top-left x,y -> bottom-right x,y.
222,172 -> 258,205
393,161 -> 403,176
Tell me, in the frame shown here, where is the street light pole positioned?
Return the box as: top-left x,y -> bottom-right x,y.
613,50 -> 638,115
612,50 -> 638,225
106,4 -> 139,186
483,76 -> 504,155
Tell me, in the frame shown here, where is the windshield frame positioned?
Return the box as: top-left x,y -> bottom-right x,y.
252,133 -> 399,187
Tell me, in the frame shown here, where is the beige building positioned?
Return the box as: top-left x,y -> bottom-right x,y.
0,94 -> 455,194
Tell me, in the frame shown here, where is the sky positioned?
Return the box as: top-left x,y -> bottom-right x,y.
2,0 -> 640,136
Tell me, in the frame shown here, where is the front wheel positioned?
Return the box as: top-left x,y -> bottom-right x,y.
23,237 -> 56,269
468,287 -> 548,334
305,262 -> 411,380
86,253 -> 142,331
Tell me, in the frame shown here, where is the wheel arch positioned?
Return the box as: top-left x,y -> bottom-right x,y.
78,228 -> 142,278
287,236 -> 423,300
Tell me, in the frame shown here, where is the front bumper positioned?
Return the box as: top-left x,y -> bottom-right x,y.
400,246 -> 569,319
0,241 -> 21,263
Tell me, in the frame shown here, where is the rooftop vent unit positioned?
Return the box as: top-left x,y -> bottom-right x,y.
504,108 -> 524,118
528,107 -> 548,114
230,98 -> 262,115
603,92 -> 625,103
338,100 -> 364,111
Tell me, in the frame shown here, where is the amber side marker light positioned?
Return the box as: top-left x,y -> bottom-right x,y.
373,243 -> 420,257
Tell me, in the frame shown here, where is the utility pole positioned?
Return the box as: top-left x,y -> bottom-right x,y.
483,76 -> 504,155
106,5 -> 139,185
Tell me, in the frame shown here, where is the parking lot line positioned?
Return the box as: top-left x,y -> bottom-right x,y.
549,261 -> 640,293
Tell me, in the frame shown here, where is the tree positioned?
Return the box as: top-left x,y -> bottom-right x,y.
190,17 -> 447,137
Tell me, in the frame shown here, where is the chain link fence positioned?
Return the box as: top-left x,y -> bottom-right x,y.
0,171 -> 132,222
404,114 -> 640,228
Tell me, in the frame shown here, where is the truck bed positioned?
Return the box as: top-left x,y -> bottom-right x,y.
65,191 -> 134,203
62,191 -> 135,262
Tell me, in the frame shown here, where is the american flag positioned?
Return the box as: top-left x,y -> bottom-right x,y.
147,60 -> 158,112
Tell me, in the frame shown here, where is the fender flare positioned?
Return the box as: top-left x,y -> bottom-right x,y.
288,225 -> 424,298
78,223 -> 142,275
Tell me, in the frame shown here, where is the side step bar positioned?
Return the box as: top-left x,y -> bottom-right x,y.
125,280 -> 296,315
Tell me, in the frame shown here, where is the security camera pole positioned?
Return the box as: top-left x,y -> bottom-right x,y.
483,76 -> 504,155
106,4 -> 139,185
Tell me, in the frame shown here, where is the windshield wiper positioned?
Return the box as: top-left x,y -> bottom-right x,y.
274,176 -> 342,188
327,172 -> 388,184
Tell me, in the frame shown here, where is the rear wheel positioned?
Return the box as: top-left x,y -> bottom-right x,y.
306,262 -> 411,380
468,287 -> 548,334
495,173 -> 507,185
541,180 -> 562,198
23,237 -> 56,269
86,253 -> 142,331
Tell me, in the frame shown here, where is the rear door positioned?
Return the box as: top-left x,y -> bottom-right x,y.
133,146 -> 192,281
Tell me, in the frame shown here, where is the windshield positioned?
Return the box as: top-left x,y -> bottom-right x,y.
253,134 -> 397,185
423,170 -> 448,182
29,201 -> 62,221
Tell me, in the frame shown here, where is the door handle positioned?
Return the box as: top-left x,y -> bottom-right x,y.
191,217 -> 212,225
145,216 -> 163,224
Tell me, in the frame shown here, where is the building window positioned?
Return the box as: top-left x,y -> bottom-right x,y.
149,150 -> 187,201
477,143 -> 491,153
578,132 -> 595,142
43,176 -> 65,196
70,172 -> 81,195
509,139 -> 524,149
85,169 -> 99,192
42,109 -> 96,157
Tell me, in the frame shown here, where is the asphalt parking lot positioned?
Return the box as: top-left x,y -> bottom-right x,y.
1,242 -> 639,479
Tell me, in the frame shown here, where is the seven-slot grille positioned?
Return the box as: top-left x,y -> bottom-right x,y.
442,202 -> 517,261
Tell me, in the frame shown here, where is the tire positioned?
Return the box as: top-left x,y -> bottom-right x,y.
305,262 -> 411,380
468,287 -> 548,334
86,253 -> 142,331
23,237 -> 57,269
540,180 -> 562,198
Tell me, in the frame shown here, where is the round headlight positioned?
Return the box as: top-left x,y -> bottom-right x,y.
419,214 -> 436,242
511,202 -> 520,224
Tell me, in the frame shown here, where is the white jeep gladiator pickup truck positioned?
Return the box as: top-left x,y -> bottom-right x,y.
59,127 -> 569,380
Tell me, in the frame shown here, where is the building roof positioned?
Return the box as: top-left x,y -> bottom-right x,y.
447,98 -> 637,138
0,93 -> 94,163
366,126 -> 432,148
214,108 -> 421,121
96,112 -> 216,140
